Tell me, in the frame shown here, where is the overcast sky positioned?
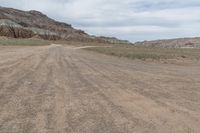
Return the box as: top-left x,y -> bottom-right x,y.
0,0 -> 200,42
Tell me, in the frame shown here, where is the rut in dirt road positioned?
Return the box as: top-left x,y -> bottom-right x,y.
0,45 -> 200,133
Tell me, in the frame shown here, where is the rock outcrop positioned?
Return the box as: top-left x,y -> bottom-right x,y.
99,36 -> 131,44
0,7 -> 130,43
0,26 -> 33,38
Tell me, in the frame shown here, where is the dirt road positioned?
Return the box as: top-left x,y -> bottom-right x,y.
0,45 -> 200,133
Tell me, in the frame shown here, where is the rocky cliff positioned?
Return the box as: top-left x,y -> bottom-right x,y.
0,7 -> 130,43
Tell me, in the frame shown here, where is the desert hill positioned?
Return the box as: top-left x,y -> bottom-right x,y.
135,37 -> 200,48
0,7 -> 130,43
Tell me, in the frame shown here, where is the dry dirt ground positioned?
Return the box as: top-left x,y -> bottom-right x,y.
0,45 -> 200,133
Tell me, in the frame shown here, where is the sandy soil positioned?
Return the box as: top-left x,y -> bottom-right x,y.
0,45 -> 200,133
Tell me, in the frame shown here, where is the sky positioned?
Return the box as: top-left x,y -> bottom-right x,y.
0,0 -> 200,42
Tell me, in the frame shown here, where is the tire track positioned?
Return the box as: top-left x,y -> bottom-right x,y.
62,50 -> 155,133
65,49 -> 200,133
0,45 -> 200,133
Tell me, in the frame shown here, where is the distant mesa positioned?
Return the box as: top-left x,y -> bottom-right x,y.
0,7 -> 131,44
135,38 -> 200,48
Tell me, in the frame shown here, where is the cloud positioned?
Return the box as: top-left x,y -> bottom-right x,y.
0,0 -> 200,42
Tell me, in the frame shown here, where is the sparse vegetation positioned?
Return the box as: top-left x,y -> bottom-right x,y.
0,38 -> 51,46
86,44 -> 200,60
